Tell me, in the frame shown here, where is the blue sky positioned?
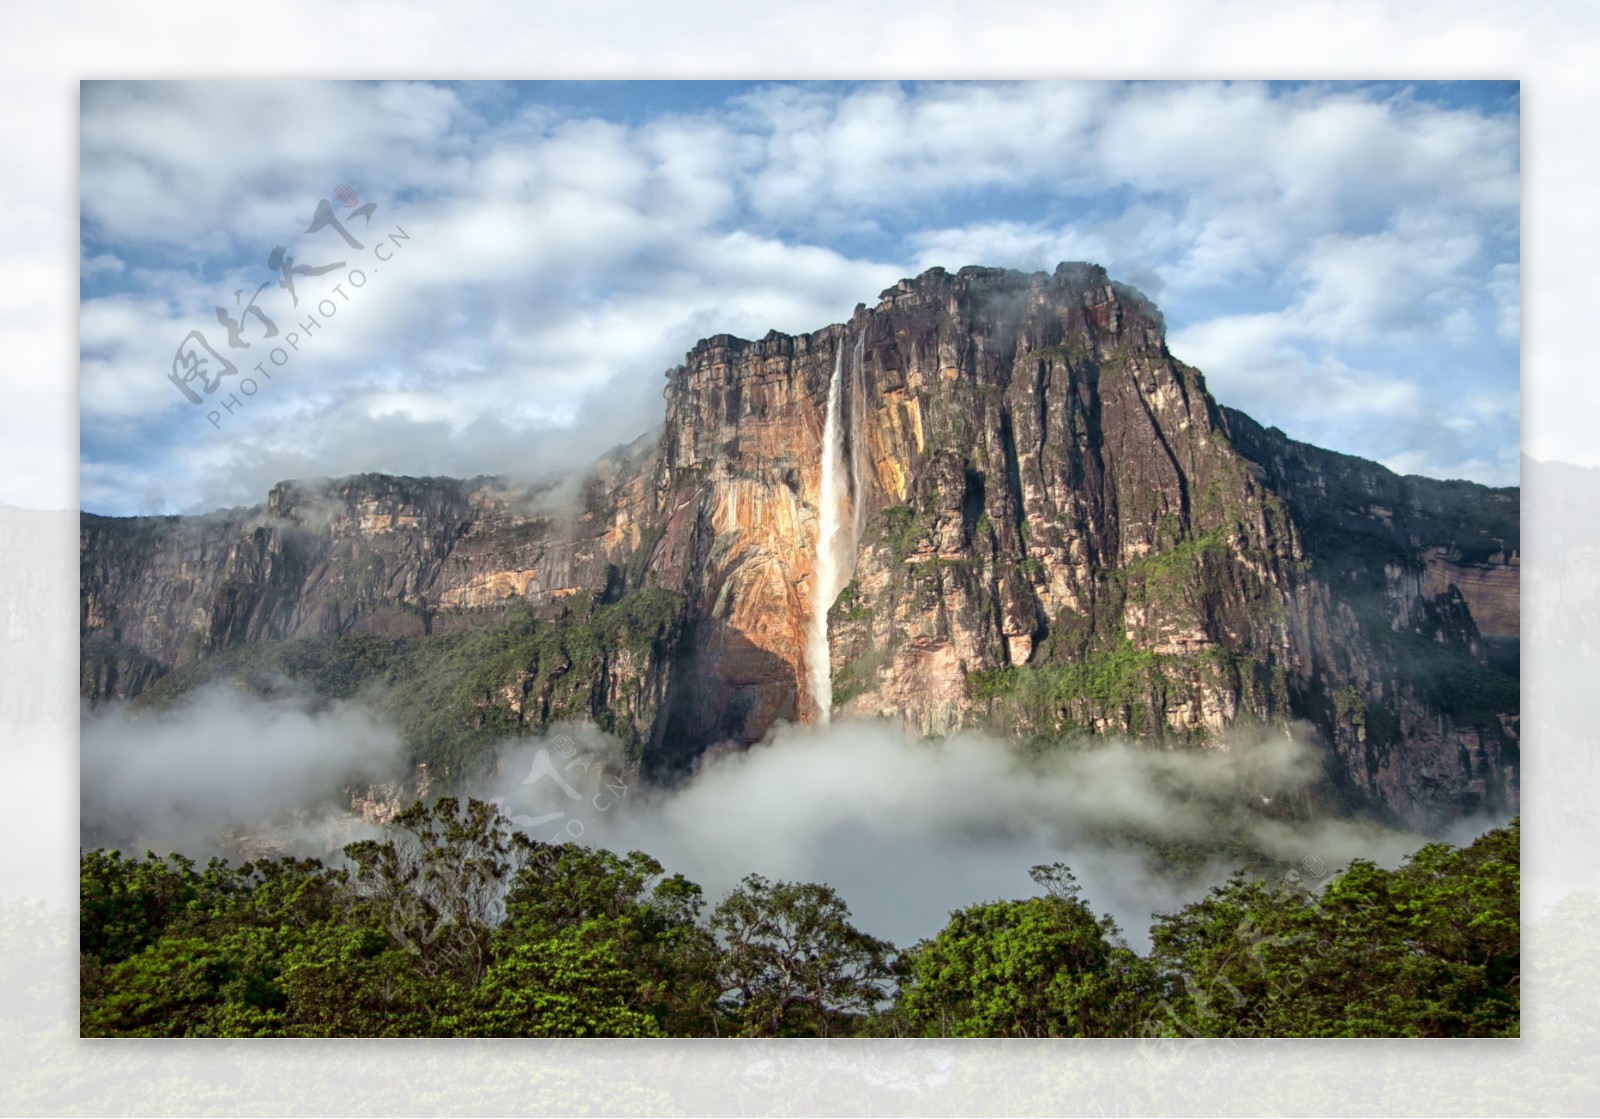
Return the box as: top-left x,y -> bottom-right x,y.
79,80 -> 1519,516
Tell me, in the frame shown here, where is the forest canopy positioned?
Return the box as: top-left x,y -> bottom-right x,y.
79,801 -> 1519,1038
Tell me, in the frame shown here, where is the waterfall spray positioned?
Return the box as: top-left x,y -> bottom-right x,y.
807,335 -> 864,723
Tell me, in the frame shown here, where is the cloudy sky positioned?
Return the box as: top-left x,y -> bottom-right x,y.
79,80 -> 1519,516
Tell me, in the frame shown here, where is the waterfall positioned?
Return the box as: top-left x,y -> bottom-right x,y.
807,335 -> 864,723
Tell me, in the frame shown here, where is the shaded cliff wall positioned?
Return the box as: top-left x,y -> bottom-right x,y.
82,434 -> 662,696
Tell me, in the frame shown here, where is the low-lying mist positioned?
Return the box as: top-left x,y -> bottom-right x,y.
81,689 -> 1495,950
81,687 -> 404,859
479,718 -> 1482,950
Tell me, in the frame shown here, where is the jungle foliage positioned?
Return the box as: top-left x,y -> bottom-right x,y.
81,808 -> 1518,1038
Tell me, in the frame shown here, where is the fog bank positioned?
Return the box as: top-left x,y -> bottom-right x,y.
482,717 -> 1469,950
81,687 -> 405,859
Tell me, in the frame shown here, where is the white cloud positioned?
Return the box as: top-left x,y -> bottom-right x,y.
81,687 -> 406,856
80,81 -> 472,251
565,717 -> 1435,950
1293,219 -> 1482,341
79,80 -> 1521,511
1489,261 -> 1521,340
737,81 -> 1110,222
1173,311 -> 1425,419
80,253 -> 124,277
909,220 -> 1111,277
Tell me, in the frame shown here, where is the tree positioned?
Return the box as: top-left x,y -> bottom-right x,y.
1146,819 -> 1520,1037
710,874 -> 895,1037
502,845 -> 723,1035
342,797 -> 536,988
80,928 -> 292,1037
275,919 -> 451,1037
1143,872 -> 1309,1037
79,803 -> 1518,1039
896,864 -> 1156,1037
449,924 -> 664,1038
80,853 -> 356,1037
80,850 -> 212,968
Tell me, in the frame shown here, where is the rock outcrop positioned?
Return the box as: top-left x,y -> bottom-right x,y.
79,263 -> 1519,833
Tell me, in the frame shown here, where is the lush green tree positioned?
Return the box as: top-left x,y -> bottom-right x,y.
896,864 -> 1157,1037
1146,819 -> 1520,1037
195,855 -> 351,934
1308,817 -> 1518,1036
79,801 -> 1518,1039
81,927 -> 291,1037
710,874 -> 895,1037
1142,871 -> 1308,1037
502,845 -> 723,1035
79,850 -> 218,968
80,853 -> 356,1037
275,918 -> 455,1037
448,924 -> 664,1037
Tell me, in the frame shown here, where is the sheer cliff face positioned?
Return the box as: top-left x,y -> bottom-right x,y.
80,264 -> 1519,833
81,441 -> 661,670
657,264 -> 1517,829
656,266 -> 1295,737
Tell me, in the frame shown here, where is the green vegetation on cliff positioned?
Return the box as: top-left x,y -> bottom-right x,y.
133,587 -> 684,773
967,521 -> 1293,744
1384,628 -> 1521,730
971,640 -> 1158,710
969,639 -> 1289,744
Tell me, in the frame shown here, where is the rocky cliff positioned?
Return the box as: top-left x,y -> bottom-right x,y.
80,263 -> 1519,833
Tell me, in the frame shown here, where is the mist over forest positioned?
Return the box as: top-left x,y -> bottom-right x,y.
82,684 -> 1502,956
